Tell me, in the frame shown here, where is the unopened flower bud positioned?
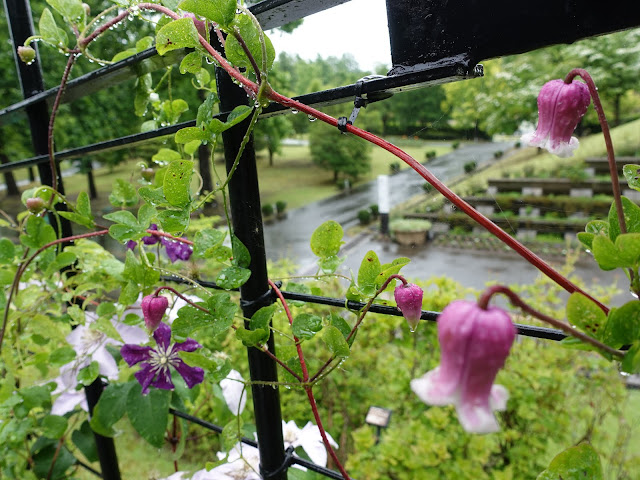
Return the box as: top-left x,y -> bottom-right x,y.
141,168 -> 154,181
26,197 -> 45,214
394,282 -> 424,332
141,294 -> 169,332
18,46 -> 36,65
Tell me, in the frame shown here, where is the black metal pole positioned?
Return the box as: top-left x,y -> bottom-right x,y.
216,68 -> 287,479
4,1 -> 120,479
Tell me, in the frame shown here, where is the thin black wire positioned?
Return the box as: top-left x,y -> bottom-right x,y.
169,408 -> 348,480
76,460 -> 103,478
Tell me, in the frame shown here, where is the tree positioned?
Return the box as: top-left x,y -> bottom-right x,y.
309,122 -> 371,182
254,115 -> 292,166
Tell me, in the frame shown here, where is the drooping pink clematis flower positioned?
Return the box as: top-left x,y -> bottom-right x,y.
120,322 -> 204,394
411,299 -> 516,433
141,294 -> 169,332
394,282 -> 424,332
521,79 -> 591,157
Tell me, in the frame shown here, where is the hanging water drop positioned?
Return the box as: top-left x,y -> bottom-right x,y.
307,114 -> 316,122
290,108 -> 298,115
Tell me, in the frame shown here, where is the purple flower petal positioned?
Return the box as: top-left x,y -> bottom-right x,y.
126,240 -> 137,250
142,224 -> 160,245
153,322 -> 172,350
135,363 -> 158,395
173,359 -> 204,389
172,338 -> 202,354
120,345 -> 153,366
150,365 -> 175,391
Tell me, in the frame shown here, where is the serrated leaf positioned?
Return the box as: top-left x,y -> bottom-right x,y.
138,186 -> 167,207
292,313 -> 323,340
566,292 -> 606,338
178,0 -> 236,27
156,18 -> 201,56
126,383 -> 171,448
537,443 -> 603,480
311,221 -> 343,258
216,266 -> 251,289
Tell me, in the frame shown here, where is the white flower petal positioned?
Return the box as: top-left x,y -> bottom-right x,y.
115,321 -> 148,345
220,370 -> 246,415
51,389 -> 88,416
489,384 -> 509,412
92,347 -> 119,380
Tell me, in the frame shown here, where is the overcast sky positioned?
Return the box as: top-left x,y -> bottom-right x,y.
269,0 -> 392,73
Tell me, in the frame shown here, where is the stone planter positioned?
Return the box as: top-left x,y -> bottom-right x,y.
394,229 -> 428,246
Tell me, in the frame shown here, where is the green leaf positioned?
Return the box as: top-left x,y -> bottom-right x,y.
250,304 -> 277,332
180,51 -> 203,74
178,0 -> 236,27
178,350 -> 231,382
566,292 -> 607,338
138,186 -> 167,207
0,238 -> 15,264
184,140 -> 201,156
76,191 -> 92,217
328,313 -> 355,346
231,235 -> 251,268
152,148 -> 182,164
602,300 -> 640,348
175,126 -> 209,144
32,441 -> 75,480
157,208 -> 191,234
608,196 -> 640,241
72,421 -> 99,463
318,255 -> 343,274
42,414 -> 68,438
377,257 -> 411,290
163,160 -> 194,207
104,210 -> 139,227
225,15 -> 276,71
193,229 -> 226,258
236,326 -> 269,347
20,215 -> 56,249
162,99 -> 190,124
292,313 -> 323,340
48,346 -> 76,366
46,0 -> 84,24
137,204 -> 157,229
112,48 -> 137,63
322,325 -> 350,358
357,250 -> 381,295
591,235 -> 626,270
134,73 -> 152,117
126,383 -> 171,448
77,361 -> 100,386
172,303 -> 212,341
207,105 -> 253,134
109,178 -> 138,208
156,18 -> 201,56
39,8 -> 68,48
577,232 -> 595,250
310,221 -> 343,258
89,382 -> 134,436
621,341 -> 640,374
216,266 -> 251,289
197,92 -> 219,128
537,443 -> 603,480
623,164 -> 640,192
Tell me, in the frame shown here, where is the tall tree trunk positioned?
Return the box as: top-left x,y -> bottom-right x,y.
268,148 -> 274,167
0,153 -> 20,196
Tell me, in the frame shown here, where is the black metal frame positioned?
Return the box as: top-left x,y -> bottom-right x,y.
3,0 -> 640,479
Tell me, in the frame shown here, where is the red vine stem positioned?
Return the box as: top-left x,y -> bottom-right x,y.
269,279 -> 350,479
564,69 -> 626,235
478,285 -> 623,358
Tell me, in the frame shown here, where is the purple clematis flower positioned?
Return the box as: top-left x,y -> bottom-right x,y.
142,224 -> 160,245
411,299 -> 516,434
521,79 -> 591,158
120,322 -> 204,394
161,237 -> 193,263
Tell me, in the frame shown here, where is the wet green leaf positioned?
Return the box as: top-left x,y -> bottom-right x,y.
216,266 -> 251,289
157,208 -> 191,234
163,160 -> 193,207
621,341 -> 640,374
623,164 -> 640,192
323,325 -> 350,358
42,414 -> 68,438
224,15 -> 275,71
175,126 -> 209,144
236,326 -> 268,347
178,0 -> 236,28
250,304 -> 277,332
39,8 -> 67,48
179,51 -> 202,74
20,216 -> 56,249
109,178 -> 138,208
292,313 -> 323,340
0,238 -> 16,264
72,421 -> 99,463
156,18 -> 201,56
608,196 -> 640,241
602,300 -> 640,348
77,361 -> 100,386
357,250 -> 381,294
46,0 -> 84,25
537,443 -> 602,480
566,292 -> 606,338
193,228 -> 226,258
310,220 -> 343,258
231,235 -> 251,268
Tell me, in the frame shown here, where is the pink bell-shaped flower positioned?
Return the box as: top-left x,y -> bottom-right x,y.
394,283 -> 424,332
411,300 -> 516,433
141,294 -> 169,332
521,79 -> 590,158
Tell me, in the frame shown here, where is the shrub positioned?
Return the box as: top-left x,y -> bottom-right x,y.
452,141 -> 460,150
261,203 -> 274,217
493,150 -> 504,158
369,204 -> 379,218
422,183 -> 434,193
390,218 -> 433,232
358,209 -> 372,225
523,165 -> 536,177
389,162 -> 401,174
425,150 -> 437,161
275,201 -> 287,215
463,161 -> 477,173
515,140 -> 522,148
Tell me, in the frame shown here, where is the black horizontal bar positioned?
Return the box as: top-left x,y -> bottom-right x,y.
159,275 -> 571,342
0,0 -> 354,120
0,63 -> 478,173
169,408 -> 348,480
